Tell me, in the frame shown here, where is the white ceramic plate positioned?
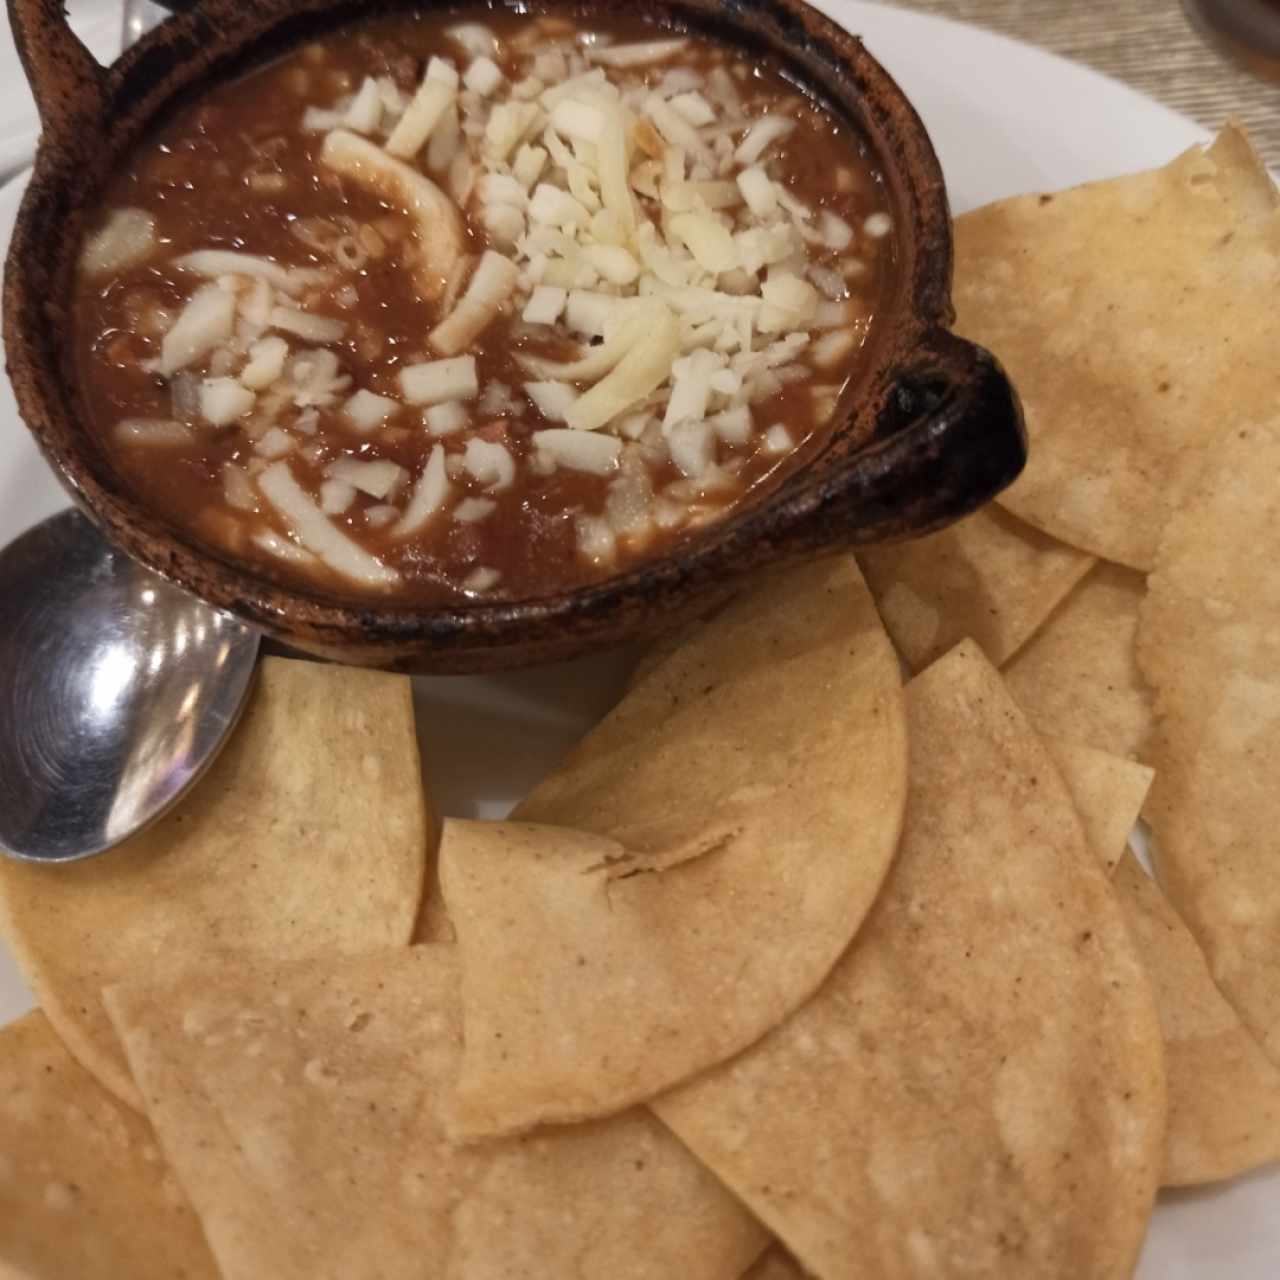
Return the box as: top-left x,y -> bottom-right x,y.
0,3 -> 1275,1272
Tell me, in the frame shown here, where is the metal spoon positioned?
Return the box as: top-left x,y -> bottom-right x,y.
0,509 -> 259,862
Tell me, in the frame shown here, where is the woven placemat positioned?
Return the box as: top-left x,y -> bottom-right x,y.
879,0 -> 1280,166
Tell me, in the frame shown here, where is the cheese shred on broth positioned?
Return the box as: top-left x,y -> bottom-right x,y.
73,9 -> 895,603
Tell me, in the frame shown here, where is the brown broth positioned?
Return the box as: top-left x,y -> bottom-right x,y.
72,8 -> 896,605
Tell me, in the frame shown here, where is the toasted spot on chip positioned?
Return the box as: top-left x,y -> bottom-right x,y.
0,658 -> 428,1108
103,948 -> 768,1280
0,1011 -> 218,1278
1140,419 -> 1280,1062
858,505 -> 1094,671
1042,737 -> 1154,874
955,124 -> 1280,569
1114,851 -> 1280,1186
441,555 -> 907,1138
653,642 -> 1165,1280
1003,562 -> 1153,760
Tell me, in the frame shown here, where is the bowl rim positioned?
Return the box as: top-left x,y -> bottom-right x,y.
4,0 -> 959,655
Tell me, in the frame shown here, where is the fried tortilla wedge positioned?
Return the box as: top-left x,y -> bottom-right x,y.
104,948 -> 767,1280
1042,737 -> 1154,874
858,505 -> 1094,672
1114,851 -> 1280,1187
654,642 -> 1166,1280
1003,562 -> 1153,761
441,555 -> 908,1138
740,1249 -> 806,1279
1140,419 -> 1280,1062
0,1010 -> 218,1280
955,124 -> 1280,569
0,657 -> 428,1109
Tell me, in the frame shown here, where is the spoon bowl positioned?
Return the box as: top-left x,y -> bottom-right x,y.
0,509 -> 260,862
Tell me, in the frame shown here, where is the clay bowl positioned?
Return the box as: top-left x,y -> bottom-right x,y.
4,0 -> 1025,674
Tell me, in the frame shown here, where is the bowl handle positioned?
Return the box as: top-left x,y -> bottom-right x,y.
7,0 -> 110,143
775,327 -> 1027,553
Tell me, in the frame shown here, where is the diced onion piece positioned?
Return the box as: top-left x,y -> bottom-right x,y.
668,211 -> 739,274
643,95 -> 710,164
447,22 -> 497,59
668,419 -> 715,478
319,478 -> 356,515
427,104 -> 461,173
463,55 -> 504,96
864,211 -> 893,239
565,290 -> 621,337
385,65 -> 457,158
269,306 -> 346,344
763,423 -> 794,454
812,328 -> 860,370
429,250 -> 520,356
576,513 -> 617,562
524,380 -> 579,421
200,376 -> 256,425
320,130 -> 464,302
669,91 -> 716,127
662,348 -> 722,430
454,497 -> 497,522
424,401 -> 469,435
519,298 -> 668,382
534,428 -> 621,475
736,166 -> 778,219
159,283 -> 237,376
344,77 -> 384,134
760,271 -> 819,328
550,98 -> 604,143
711,404 -> 753,445
258,461 -> 399,586
566,305 -> 680,432
81,208 -> 156,277
114,417 -> 193,447
395,444 -> 450,536
224,463 -> 256,510
464,437 -> 516,490
302,106 -> 346,132
482,204 -> 526,248
175,250 -> 325,297
254,529 -> 314,565
364,504 -> 399,529
589,38 -> 688,67
597,108 -> 637,235
342,388 -> 400,433
254,426 -> 295,459
528,183 -> 592,228
512,144 -> 548,190
821,210 -> 855,251
484,102 -> 540,163
735,115 -> 796,166
583,243 -> 640,286
240,335 -> 290,390
327,456 -> 406,499
399,355 -> 479,405
522,285 -> 568,325
462,566 -> 501,593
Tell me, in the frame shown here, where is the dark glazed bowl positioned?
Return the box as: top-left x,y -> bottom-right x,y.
4,0 -> 1026,673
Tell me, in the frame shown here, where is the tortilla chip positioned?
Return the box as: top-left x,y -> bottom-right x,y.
1003,562 -> 1153,760
955,124 -> 1280,569
1042,737 -> 1154,874
858,506 -> 1094,672
740,1249 -> 806,1279
1114,851 -> 1280,1186
1139,419 -> 1280,1062
441,555 -> 908,1137
0,657 -> 428,1109
104,948 -> 767,1280
0,1010 -> 218,1279
653,641 -> 1165,1280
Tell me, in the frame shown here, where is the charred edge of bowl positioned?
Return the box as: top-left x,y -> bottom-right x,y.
5,0 -> 980,667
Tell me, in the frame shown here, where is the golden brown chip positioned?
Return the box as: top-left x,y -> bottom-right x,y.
858,505 -> 1094,672
441,555 -> 908,1138
955,124 -> 1280,569
104,948 -> 767,1280
1114,851 -> 1280,1186
1140,419 -> 1280,1061
0,1010 -> 218,1279
740,1248 -> 806,1279
1042,737 -> 1154,874
653,641 -> 1165,1280
0,657 -> 428,1108
1003,562 -> 1153,760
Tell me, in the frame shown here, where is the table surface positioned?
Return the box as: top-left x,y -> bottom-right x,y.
881,0 -> 1280,166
